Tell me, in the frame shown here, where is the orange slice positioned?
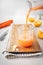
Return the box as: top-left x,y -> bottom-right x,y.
38,30 -> 43,39
28,18 -> 35,22
34,20 -> 42,27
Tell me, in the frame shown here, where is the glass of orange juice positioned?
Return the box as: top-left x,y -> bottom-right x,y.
18,24 -> 34,47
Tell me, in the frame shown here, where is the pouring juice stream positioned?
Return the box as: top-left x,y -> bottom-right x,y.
18,8 -> 32,47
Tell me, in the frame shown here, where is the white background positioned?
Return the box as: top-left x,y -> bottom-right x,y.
0,0 -> 43,65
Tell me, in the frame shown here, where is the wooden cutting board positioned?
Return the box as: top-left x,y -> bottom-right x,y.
6,24 -> 42,54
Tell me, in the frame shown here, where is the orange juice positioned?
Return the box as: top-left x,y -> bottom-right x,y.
18,39 -> 33,47
26,9 -> 31,23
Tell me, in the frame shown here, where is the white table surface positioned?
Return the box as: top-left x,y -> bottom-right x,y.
0,25 -> 43,65
0,0 -> 43,65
